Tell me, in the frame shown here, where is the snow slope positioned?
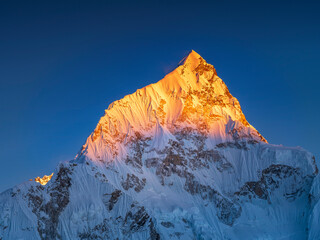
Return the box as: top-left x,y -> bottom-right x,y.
0,50 -> 318,240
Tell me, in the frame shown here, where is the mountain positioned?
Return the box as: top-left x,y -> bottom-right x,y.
0,50 -> 319,240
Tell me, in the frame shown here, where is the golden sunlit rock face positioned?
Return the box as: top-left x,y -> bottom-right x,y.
76,50 -> 267,163
34,173 -> 54,185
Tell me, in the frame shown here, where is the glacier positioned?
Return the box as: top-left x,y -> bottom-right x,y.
0,50 -> 319,240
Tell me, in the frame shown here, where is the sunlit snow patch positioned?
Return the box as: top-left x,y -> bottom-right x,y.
33,172 -> 54,185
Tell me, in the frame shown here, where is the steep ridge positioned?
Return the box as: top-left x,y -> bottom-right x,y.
0,51 -> 318,240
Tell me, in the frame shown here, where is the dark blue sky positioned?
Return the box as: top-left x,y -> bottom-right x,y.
0,0 -> 319,191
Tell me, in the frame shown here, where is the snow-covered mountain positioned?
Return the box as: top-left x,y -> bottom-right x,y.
0,50 -> 319,240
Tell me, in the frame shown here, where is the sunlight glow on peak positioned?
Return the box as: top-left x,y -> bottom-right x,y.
34,173 -> 54,185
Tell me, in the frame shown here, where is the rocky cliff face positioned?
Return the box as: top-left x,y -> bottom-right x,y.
0,51 -> 318,240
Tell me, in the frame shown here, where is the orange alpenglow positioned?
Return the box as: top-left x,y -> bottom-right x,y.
34,173 -> 54,185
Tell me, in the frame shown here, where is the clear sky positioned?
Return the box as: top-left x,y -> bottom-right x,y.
0,0 -> 319,192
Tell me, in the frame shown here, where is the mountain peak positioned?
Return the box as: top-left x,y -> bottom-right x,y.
184,49 -> 202,60
178,50 -> 204,69
75,51 -> 267,163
